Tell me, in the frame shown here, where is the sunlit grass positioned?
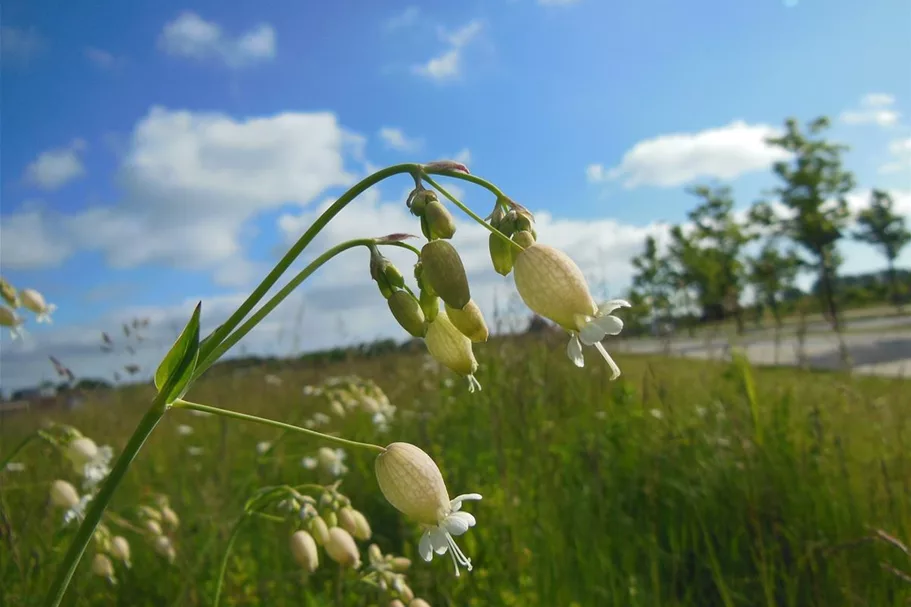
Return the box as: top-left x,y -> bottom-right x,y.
1,334 -> 908,606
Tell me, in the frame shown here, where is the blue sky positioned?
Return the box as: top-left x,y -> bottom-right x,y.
1,0 -> 910,392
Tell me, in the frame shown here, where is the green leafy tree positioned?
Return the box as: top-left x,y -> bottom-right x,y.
631,235 -> 673,326
853,189 -> 911,308
765,116 -> 855,331
748,245 -> 803,328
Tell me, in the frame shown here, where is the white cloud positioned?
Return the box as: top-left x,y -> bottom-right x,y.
158,12 -> 276,68
413,20 -> 483,82
24,139 -> 87,190
879,137 -> 911,175
0,207 -> 72,270
601,121 -> 790,188
840,93 -> 901,127
85,47 -> 125,69
0,26 -> 45,66
383,7 -> 420,31
379,127 -> 423,152
4,107 -> 362,284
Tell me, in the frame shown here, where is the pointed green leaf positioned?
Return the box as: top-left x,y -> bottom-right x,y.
154,302 -> 201,403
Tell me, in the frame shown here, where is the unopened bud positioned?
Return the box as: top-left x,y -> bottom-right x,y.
396,579 -> 414,602
144,519 -> 163,536
408,189 -> 438,216
389,601 -> 406,607
423,200 -> 456,239
325,527 -> 361,568
91,554 -> 115,581
370,250 -> 405,299
289,530 -> 319,572
161,506 -> 179,529
423,159 -> 470,174
338,506 -> 358,536
445,300 -> 488,343
351,509 -> 372,541
489,233 -> 515,276
514,209 -> 535,234
0,278 -> 18,307
420,241 -> 470,309
419,289 -> 440,323
410,599 -> 432,607
389,556 -> 412,572
110,536 -> 131,567
309,516 -> 330,545
368,543 -> 383,564
153,535 -> 176,563
387,290 -> 427,337
513,230 -> 535,249
322,510 -> 338,529
424,310 -> 479,380
50,480 -> 80,509
66,437 -> 99,471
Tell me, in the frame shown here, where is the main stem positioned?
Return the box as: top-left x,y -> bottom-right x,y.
173,400 -> 386,454
44,394 -> 168,607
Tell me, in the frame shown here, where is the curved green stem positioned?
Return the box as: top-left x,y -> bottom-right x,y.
44,393 -> 169,607
173,399 -> 386,454
213,515 -> 247,607
0,433 -> 37,472
193,239 -> 418,375
197,164 -> 422,366
428,169 -> 510,200
421,174 -> 524,252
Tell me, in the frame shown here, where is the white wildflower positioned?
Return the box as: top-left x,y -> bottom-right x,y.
176,424 -> 194,436
20,289 -> 57,323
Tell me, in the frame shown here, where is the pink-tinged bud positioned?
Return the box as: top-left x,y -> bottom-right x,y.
289,530 -> 319,572
513,243 -> 597,331
374,442 -> 450,526
423,160 -> 470,174
325,527 -> 361,568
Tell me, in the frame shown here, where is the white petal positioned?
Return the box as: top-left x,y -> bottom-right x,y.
418,531 -> 434,562
443,511 -> 476,536
593,341 -> 621,380
599,299 -> 631,315
450,493 -> 482,511
593,314 -> 623,336
430,528 -> 450,555
566,335 -> 585,367
579,320 -> 608,346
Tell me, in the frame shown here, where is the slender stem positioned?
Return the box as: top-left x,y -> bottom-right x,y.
421,174 -> 524,252
173,400 -> 386,454
428,169 -> 509,200
213,515 -> 247,607
44,394 -> 168,607
0,433 -> 37,472
197,164 -> 422,366
194,239 -> 419,375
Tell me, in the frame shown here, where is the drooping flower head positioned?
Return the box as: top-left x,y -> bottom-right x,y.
0,305 -> 25,340
20,289 -> 56,323
374,442 -> 481,577
424,310 -> 482,392
513,243 -> 629,379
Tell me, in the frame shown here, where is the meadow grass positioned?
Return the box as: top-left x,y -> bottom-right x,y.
1,334 -> 909,606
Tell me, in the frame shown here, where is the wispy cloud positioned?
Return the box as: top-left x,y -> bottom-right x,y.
378,127 -> 423,152
840,93 -> 901,127
413,20 -> 484,82
158,12 -> 276,68
383,7 -> 420,32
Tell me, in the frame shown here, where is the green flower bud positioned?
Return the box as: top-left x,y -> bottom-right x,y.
425,310 -> 479,381
423,200 -> 456,240
419,289 -> 440,323
445,300 -> 489,343
420,241 -> 470,309
489,233 -> 515,276
388,290 -> 427,337
322,510 -> 338,529
408,189 -> 437,217
0,278 -> 18,308
513,230 -> 536,249
370,249 -> 405,299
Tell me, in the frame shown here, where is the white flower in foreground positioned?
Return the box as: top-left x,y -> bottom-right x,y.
513,243 -> 629,379
4,461 -> 25,472
81,445 -> 114,490
176,424 -> 194,436
0,305 -> 26,339
64,495 -> 92,525
375,442 -> 481,577
256,441 -> 272,455
20,289 -> 57,323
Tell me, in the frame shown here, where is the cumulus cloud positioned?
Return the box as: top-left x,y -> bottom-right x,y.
413,20 -> 483,82
24,139 -> 87,190
378,127 -> 423,152
840,93 -> 901,127
3,107 -> 362,285
594,121 -> 791,188
158,12 -> 276,68
0,207 -> 72,270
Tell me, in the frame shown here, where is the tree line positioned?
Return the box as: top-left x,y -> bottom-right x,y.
624,117 -> 910,335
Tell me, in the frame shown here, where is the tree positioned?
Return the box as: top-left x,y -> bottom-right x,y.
748,244 -> 802,328
764,116 -> 855,331
685,184 -> 753,333
853,189 -> 911,308
631,235 -> 673,324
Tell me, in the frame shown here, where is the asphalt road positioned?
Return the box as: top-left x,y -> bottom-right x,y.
617,317 -> 911,378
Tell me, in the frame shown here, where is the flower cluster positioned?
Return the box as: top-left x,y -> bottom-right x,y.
0,276 -> 56,339
301,375 -> 397,433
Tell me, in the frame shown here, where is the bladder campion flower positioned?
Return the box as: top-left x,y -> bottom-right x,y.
91,554 -> 115,584
325,527 -> 361,568
374,442 -> 481,577
513,243 -> 629,379
0,305 -> 25,339
50,480 -> 80,509
424,310 -> 482,392
110,536 -> 131,567
290,530 -> 319,572
20,288 -> 56,323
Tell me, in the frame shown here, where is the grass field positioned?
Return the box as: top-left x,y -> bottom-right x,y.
1,334 -> 909,606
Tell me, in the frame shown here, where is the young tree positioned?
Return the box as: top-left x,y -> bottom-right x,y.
748,244 -> 803,328
765,117 -> 855,331
853,189 -> 911,308
631,235 -> 673,329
